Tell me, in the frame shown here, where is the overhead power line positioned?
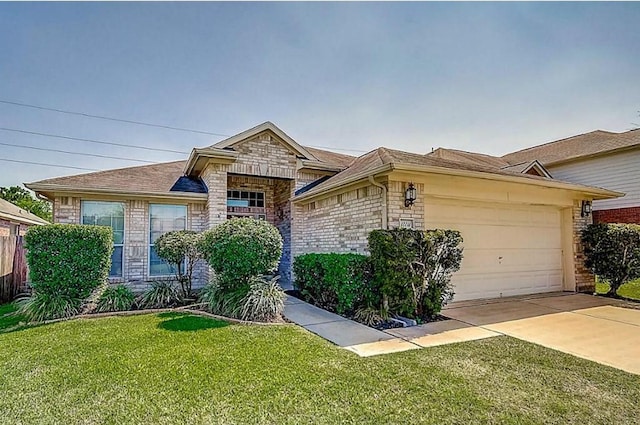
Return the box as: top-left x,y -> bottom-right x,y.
0,158 -> 100,172
0,99 -> 230,137
0,127 -> 191,154
0,141 -> 158,164
0,100 -> 369,154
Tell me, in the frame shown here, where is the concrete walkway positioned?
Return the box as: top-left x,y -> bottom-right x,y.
285,293 -> 640,373
283,295 -> 495,357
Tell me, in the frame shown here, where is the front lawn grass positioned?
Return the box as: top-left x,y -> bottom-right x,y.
0,302 -> 23,331
1,312 -> 639,425
595,278 -> 640,300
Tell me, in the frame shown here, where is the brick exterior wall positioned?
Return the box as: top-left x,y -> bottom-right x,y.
593,206 -> 640,224
572,200 -> 595,293
274,179 -> 294,286
387,181 -> 424,230
292,184 -> 384,256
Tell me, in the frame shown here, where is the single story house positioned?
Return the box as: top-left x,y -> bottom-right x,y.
501,129 -> 640,224
0,198 -> 49,236
26,122 -> 621,301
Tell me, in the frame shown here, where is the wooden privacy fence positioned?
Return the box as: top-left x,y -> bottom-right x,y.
0,236 -> 28,302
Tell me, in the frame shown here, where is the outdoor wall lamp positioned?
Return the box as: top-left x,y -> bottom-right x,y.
581,200 -> 592,217
404,182 -> 417,208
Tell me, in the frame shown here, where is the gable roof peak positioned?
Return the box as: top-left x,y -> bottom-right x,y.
211,121 -> 318,161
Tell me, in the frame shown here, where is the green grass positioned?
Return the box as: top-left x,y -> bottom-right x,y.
0,302 -> 24,331
595,278 -> 640,300
1,313 -> 639,425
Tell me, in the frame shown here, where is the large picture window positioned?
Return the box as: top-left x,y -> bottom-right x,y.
149,204 -> 187,276
81,201 -> 125,277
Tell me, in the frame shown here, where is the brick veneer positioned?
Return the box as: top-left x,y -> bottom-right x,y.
593,206 -> 640,224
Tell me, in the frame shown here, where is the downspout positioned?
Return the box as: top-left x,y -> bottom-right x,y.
368,175 -> 388,229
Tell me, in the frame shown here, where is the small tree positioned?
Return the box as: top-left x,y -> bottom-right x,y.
198,218 -> 283,290
154,230 -> 202,298
582,223 -> 640,297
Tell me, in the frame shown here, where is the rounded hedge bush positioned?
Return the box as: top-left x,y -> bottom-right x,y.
198,218 -> 283,288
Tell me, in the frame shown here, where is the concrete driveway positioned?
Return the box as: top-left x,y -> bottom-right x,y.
443,293 -> 640,375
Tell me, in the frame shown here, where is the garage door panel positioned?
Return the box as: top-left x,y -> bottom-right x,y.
459,248 -> 562,270
426,198 -> 563,301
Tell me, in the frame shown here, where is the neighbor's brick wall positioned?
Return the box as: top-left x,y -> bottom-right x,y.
593,206 -> 640,224
572,200 -> 595,293
387,180 -> 424,230
292,184 -> 384,257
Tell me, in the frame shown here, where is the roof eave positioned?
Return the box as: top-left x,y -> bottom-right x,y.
0,211 -> 49,226
392,163 -> 623,200
292,163 -> 394,203
25,183 -> 208,202
183,148 -> 239,176
297,159 -> 346,173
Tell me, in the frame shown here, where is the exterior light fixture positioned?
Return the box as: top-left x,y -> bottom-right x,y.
404,182 -> 417,208
581,200 -> 592,217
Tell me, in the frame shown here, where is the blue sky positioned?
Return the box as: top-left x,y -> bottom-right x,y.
1,2 -> 638,187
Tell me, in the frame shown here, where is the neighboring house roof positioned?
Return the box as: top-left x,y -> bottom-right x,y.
502,129 -> 640,166
0,198 -> 49,226
294,147 -> 620,202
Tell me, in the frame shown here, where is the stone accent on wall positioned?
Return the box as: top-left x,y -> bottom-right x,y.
54,196 -> 81,224
572,200 -> 595,293
387,180 -> 425,230
593,206 -> 640,224
292,184 -> 383,257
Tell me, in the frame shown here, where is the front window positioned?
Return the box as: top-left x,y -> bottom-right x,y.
81,201 -> 125,277
149,204 -> 187,276
227,190 -> 264,208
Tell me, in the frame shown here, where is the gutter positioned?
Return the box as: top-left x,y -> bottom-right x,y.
25,184 -> 208,202
368,175 -> 388,229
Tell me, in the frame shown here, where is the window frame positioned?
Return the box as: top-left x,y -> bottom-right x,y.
148,203 -> 188,277
226,190 -> 265,208
80,200 -> 125,278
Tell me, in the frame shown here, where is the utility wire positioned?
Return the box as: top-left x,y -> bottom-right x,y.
0,158 -> 100,172
0,100 -> 369,154
0,99 -> 230,137
0,141 -> 159,164
0,127 -> 191,154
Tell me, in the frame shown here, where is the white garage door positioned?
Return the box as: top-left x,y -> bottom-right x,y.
426,198 -> 563,301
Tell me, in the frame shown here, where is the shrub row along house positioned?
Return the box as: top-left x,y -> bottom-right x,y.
26,122 -> 622,301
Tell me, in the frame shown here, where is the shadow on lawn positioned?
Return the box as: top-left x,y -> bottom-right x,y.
157,312 -> 229,332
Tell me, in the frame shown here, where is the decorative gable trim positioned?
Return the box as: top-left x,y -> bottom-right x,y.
212,121 -> 318,161
522,160 -> 553,178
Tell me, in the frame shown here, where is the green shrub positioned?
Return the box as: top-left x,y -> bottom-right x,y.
140,281 -> 181,309
17,292 -> 82,322
154,230 -> 202,298
582,223 -> 640,296
198,218 -> 283,289
25,224 -> 113,299
199,281 -> 246,319
368,228 -> 463,319
240,276 -> 285,322
293,253 -> 371,315
97,285 -> 135,313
